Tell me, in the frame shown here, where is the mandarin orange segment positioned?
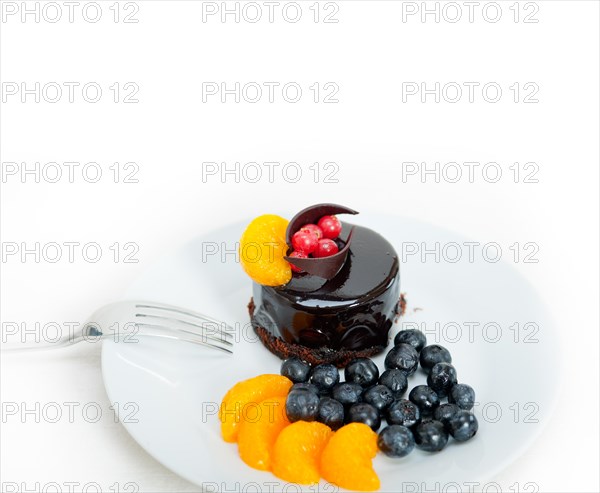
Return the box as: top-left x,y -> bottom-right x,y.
238,396 -> 290,471
219,374 -> 293,443
239,214 -> 291,287
272,421 -> 333,485
320,423 -> 380,491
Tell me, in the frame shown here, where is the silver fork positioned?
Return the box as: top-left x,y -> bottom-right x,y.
1,300 -> 234,354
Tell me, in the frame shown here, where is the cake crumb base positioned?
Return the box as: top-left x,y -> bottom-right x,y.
248,294 -> 407,368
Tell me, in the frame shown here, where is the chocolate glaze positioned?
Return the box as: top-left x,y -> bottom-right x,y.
251,223 -> 400,354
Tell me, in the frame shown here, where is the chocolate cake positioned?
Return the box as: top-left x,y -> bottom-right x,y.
242,205 -> 401,367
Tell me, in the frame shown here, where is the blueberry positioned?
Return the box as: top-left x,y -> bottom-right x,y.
363,385 -> 395,412
409,385 -> 440,416
448,410 -> 478,442
290,382 -> 320,395
427,362 -> 458,398
317,397 -> 345,431
448,384 -> 476,410
433,403 -> 461,431
384,343 -> 419,375
413,420 -> 448,452
310,364 -> 340,392
332,382 -> 364,406
345,358 -> 379,387
281,357 -> 311,383
347,402 -> 381,431
377,425 -> 415,458
379,369 -> 408,397
385,399 -> 421,428
285,389 -> 320,422
394,329 -> 427,353
419,345 -> 452,372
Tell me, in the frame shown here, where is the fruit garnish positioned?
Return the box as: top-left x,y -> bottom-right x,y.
317,215 -> 342,239
385,343 -> 419,375
413,420 -> 448,452
320,423 -> 380,491
285,387 -> 320,422
287,250 -> 307,273
237,396 -> 290,470
419,344 -> 452,371
218,328 -> 481,485
409,385 -> 440,416
433,402 -> 461,429
385,399 -> 421,428
299,223 -> 323,239
331,382 -> 363,406
285,228 -> 355,279
290,382 -> 320,394
448,383 -> 476,410
394,328 -> 427,352
239,214 -> 292,287
377,425 -> 415,458
316,397 -> 345,430
284,204 -> 358,279
363,384 -> 394,412
291,230 -> 319,254
447,410 -> 478,442
285,204 -> 358,244
219,374 -> 293,442
426,362 -> 458,398
309,363 -> 340,393
272,421 -> 333,484
313,238 -> 339,258
378,369 -> 408,398
345,357 -> 380,387
280,357 -> 311,383
347,402 -> 381,431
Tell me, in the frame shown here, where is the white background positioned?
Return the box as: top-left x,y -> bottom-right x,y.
1,1 -> 599,492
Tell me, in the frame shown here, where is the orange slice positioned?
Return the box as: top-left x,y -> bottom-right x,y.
219,374 -> 293,442
272,421 -> 333,485
239,214 -> 291,286
320,423 -> 380,491
238,396 -> 290,471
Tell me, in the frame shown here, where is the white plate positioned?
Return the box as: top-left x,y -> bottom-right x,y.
102,214 -> 559,491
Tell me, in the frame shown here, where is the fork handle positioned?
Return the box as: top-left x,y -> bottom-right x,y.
0,329 -> 98,352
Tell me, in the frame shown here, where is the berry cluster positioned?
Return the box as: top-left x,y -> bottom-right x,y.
280,330 -> 478,458
288,215 -> 343,273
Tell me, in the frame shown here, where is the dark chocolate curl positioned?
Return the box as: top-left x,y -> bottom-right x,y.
285,228 -> 354,279
284,203 -> 358,279
285,203 -> 358,246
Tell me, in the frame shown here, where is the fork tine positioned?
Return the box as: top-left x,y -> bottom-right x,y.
135,313 -> 234,341
136,321 -> 233,347
135,303 -> 235,334
135,323 -> 233,354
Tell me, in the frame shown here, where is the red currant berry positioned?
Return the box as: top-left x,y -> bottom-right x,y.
299,223 -> 323,240
292,231 -> 319,254
313,239 -> 339,258
288,251 -> 307,273
317,215 -> 342,239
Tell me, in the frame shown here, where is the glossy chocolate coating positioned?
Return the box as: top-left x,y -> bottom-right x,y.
251,223 -> 400,351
